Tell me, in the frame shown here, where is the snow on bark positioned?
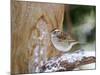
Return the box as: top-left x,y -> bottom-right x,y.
39,50 -> 95,72
28,18 -> 50,73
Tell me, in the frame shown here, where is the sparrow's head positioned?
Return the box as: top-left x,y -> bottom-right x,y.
50,28 -> 61,37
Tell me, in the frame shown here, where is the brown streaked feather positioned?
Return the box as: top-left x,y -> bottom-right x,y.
50,28 -> 58,33
57,32 -> 66,40
57,32 -> 75,40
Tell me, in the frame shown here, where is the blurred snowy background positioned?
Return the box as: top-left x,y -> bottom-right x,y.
63,5 -> 96,51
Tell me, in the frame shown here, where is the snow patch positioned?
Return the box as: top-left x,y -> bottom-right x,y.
41,49 -> 95,72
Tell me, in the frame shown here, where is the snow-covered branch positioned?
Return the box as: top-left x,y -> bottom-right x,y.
39,50 -> 95,72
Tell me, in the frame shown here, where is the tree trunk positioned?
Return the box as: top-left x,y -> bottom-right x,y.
11,0 -> 64,74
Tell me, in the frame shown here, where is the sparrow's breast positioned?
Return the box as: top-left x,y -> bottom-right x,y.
51,36 -> 70,52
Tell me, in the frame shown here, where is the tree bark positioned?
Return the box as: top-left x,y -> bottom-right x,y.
11,0 -> 64,74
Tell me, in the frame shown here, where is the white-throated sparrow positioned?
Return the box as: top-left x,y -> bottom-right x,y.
50,28 -> 81,53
